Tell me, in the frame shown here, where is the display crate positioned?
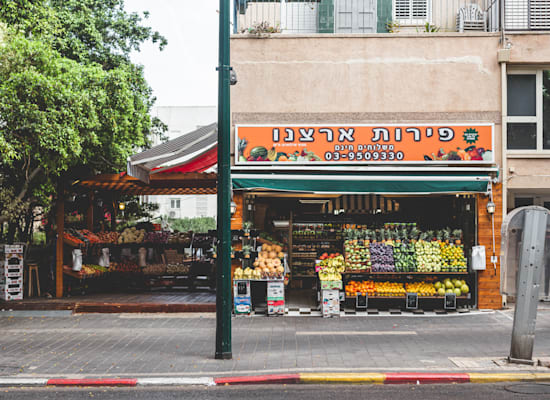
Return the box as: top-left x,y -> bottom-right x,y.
2,291 -> 23,301
0,276 -> 23,286
1,282 -> 23,293
0,266 -> 23,278
320,280 -> 343,290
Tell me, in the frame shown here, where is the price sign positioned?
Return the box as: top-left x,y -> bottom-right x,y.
444,293 -> 457,310
356,293 -> 368,310
406,293 -> 418,310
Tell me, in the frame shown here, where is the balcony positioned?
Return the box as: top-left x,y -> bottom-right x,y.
233,0 -> 550,35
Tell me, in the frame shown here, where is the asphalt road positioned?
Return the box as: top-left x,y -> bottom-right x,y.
1,384 -> 550,400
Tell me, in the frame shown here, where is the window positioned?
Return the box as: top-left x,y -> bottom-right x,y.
505,0 -> 550,30
507,70 -> 550,151
170,199 -> 181,209
394,0 -> 430,25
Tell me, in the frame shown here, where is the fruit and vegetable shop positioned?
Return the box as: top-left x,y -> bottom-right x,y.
39,125 -> 221,308
230,123 -> 502,316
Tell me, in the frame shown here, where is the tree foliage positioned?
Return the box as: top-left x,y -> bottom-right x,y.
0,0 -> 167,242
168,217 -> 217,234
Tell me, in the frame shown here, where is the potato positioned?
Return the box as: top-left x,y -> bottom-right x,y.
268,251 -> 277,259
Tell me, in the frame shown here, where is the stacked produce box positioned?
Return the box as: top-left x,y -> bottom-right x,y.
343,239 -> 371,272
0,244 -> 24,301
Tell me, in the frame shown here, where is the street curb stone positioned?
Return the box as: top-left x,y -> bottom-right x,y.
1,372 -> 550,387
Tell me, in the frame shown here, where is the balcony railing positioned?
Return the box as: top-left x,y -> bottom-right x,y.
233,1 -> 550,35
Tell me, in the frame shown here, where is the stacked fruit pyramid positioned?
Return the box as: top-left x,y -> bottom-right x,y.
405,281 -> 437,296
440,230 -> 467,272
343,239 -> 371,272
317,253 -> 345,282
434,278 -> 469,297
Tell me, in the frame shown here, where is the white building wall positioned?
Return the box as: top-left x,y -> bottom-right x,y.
147,106 -> 217,220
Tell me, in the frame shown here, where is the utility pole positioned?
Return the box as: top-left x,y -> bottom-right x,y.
215,0 -> 232,360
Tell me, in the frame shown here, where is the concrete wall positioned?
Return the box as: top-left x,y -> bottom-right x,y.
231,33 -> 504,163
505,34 -> 550,197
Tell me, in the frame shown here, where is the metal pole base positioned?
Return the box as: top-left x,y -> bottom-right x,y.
508,356 -> 536,366
215,352 -> 233,360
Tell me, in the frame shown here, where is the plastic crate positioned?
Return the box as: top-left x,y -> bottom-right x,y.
1,291 -> 23,301
0,283 -> 23,293
0,266 -> 23,277
0,276 -> 23,286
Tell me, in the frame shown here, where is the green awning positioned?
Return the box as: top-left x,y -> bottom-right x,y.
232,174 -> 491,194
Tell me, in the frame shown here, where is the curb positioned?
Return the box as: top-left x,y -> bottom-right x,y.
1,373 -> 550,387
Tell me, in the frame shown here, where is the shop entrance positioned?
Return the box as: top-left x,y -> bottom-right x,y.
242,192 -> 477,313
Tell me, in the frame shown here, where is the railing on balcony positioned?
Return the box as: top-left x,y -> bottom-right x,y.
233,0 -> 501,34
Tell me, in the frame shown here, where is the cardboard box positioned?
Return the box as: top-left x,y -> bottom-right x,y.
233,280 -> 251,315
322,289 -> 340,317
267,281 -> 285,315
320,280 -> 342,290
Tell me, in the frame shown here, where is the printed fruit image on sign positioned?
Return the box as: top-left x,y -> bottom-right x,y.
235,124 -> 494,164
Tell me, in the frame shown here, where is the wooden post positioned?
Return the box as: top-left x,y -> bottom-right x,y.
56,187 -> 64,298
111,198 -> 117,232
86,192 -> 94,231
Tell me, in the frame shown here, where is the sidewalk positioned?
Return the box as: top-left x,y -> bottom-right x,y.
0,308 -> 549,380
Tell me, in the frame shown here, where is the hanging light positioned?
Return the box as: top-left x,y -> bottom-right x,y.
119,202 -> 126,211
230,201 -> 237,215
486,201 -> 496,215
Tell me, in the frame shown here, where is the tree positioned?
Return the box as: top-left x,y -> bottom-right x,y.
0,0 -> 167,242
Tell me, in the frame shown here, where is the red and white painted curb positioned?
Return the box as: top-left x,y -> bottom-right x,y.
0,372 -> 549,387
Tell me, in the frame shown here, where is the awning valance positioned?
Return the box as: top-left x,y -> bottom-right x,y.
232,173 -> 494,194
78,172 -> 217,195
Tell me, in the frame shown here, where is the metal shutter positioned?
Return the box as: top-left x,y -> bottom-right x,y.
505,0 -> 530,29
529,0 -> 550,29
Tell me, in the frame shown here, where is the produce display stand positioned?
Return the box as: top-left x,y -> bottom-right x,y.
54,171 -> 217,298
231,228 -> 288,315
234,193 -> 480,315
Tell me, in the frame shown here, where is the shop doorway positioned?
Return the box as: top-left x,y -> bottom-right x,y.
243,192 -> 477,312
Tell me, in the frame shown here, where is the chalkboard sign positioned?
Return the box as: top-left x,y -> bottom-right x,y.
406,293 -> 418,309
444,293 -> 457,310
356,294 -> 368,309
237,281 -> 248,295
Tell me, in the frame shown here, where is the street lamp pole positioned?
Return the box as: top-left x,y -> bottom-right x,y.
215,0 -> 232,359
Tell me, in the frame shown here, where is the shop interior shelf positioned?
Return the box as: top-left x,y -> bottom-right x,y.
292,238 -> 342,242
343,271 -> 469,275
344,295 -> 469,300
292,275 -> 317,278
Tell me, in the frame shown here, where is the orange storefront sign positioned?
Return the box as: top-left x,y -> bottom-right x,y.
235,124 -> 494,164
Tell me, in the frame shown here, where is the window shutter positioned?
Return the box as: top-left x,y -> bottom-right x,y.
394,0 -> 410,20
394,0 -> 428,24
529,0 -> 550,29
377,0 -> 392,32
412,0 -> 427,19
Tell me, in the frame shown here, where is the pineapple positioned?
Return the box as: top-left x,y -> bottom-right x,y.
442,228 -> 451,244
